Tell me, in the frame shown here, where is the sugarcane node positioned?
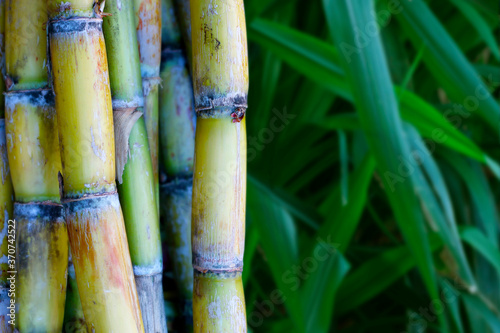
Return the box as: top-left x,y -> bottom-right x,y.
160,175 -> 193,193
48,17 -> 103,35
142,76 -> 162,95
193,269 -> 242,279
4,88 -> 55,107
62,190 -> 119,203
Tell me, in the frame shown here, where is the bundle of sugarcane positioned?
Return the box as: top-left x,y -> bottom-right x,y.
47,1 -> 144,331
159,0 -> 195,330
190,0 -> 248,331
134,0 -> 162,211
4,0 -> 69,331
101,1 -> 166,331
0,1 -> 14,330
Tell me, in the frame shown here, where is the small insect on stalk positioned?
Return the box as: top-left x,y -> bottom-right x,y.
47,1 -> 144,331
102,0 -> 167,332
190,0 -> 249,331
4,0 -> 69,331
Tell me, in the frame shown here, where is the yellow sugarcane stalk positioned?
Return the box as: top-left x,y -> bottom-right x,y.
4,0 -> 69,330
0,0 -> 14,330
48,2 -> 144,331
190,0 -> 248,331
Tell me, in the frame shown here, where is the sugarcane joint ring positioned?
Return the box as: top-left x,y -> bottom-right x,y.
13,201 -> 64,221
48,17 -> 102,34
4,89 -> 55,108
193,270 -> 242,279
160,176 -> 193,194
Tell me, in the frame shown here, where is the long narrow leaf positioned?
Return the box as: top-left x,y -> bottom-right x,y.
323,0 -> 439,305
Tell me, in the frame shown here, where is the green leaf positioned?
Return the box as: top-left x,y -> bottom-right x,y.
398,0 -> 500,132
323,0 -> 439,305
448,0 -> 500,60
247,176 -> 303,328
301,249 -> 350,333
460,226 -> 500,275
249,19 -> 498,169
405,124 -> 476,290
336,235 -> 442,314
317,154 -> 375,252
462,293 -> 500,332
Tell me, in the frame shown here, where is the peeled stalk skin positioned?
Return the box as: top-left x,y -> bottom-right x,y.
63,255 -> 86,333
159,52 -> 195,177
0,120 -> 14,333
49,19 -> 116,199
118,117 -> 162,269
193,271 -> 246,332
65,194 -> 144,333
5,0 -> 48,90
4,90 -> 62,203
16,203 -> 68,333
192,116 -> 246,271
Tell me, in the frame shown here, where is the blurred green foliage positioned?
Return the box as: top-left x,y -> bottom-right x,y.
242,0 -> 500,332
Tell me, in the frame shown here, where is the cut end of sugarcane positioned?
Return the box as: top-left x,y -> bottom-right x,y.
113,108 -> 143,184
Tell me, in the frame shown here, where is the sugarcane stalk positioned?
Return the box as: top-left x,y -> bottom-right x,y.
160,0 -> 195,329
134,0 -> 162,211
0,0 -> 14,330
172,0 -> 191,71
63,254 -> 86,333
190,0 -> 248,331
47,2 -> 144,331
102,1 -> 166,331
159,2 -> 196,327
0,118 -> 13,333
4,0 -> 69,331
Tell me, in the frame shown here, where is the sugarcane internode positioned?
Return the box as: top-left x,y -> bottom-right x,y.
48,7 -> 144,331
159,2 -> 196,330
190,0 -> 249,331
4,0 -> 70,330
102,0 -> 166,330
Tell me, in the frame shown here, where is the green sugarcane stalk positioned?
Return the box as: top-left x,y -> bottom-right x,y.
159,0 -> 196,330
102,1 -> 166,332
134,0 -> 162,213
